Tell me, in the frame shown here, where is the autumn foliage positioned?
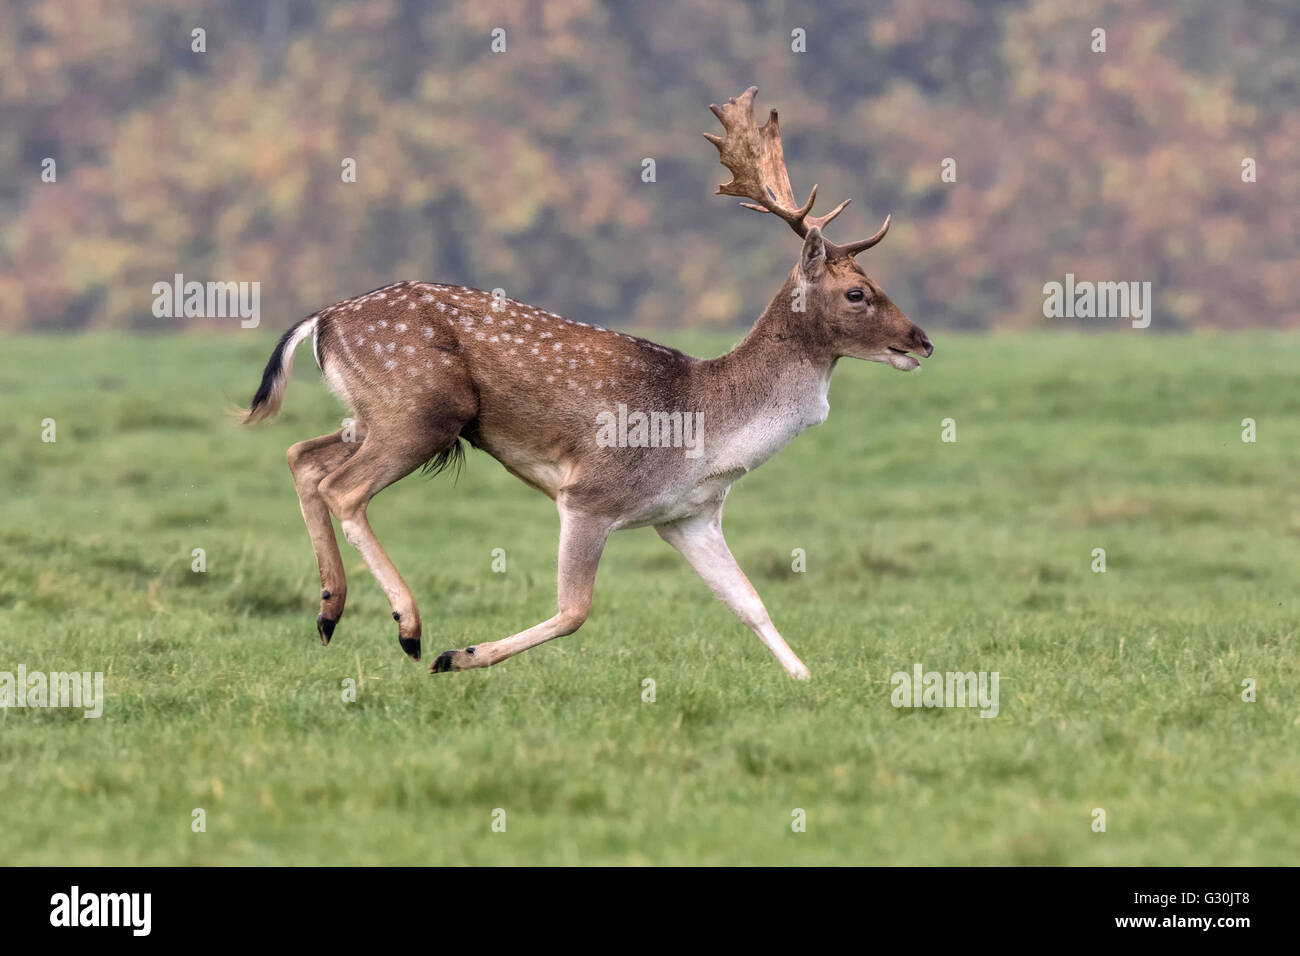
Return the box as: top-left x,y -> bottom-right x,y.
1,0 -> 1296,332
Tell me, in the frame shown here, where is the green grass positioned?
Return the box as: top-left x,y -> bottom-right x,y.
0,330 -> 1297,865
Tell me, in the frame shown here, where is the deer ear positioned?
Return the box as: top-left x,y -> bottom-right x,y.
799,227 -> 826,280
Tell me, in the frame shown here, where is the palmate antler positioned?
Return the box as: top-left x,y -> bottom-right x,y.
704,86 -> 890,259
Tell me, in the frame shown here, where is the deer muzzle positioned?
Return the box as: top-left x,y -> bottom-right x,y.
885,324 -> 933,370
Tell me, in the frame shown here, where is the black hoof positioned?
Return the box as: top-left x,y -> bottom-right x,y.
431,650 -> 457,673
316,614 -> 336,645
399,636 -> 421,661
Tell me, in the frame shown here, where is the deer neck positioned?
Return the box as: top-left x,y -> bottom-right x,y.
698,289 -> 837,473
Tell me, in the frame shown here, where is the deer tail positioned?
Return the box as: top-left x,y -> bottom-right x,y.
241,316 -> 319,424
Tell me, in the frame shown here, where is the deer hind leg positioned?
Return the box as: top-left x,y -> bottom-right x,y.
318,421 -> 465,663
656,506 -> 811,679
287,428 -> 365,644
431,508 -> 612,673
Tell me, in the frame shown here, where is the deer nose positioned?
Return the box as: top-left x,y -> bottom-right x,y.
916,332 -> 934,358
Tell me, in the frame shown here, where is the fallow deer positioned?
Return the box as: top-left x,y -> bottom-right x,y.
242,87 -> 933,679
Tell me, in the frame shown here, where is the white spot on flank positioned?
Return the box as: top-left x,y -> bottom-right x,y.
384,359 -> 397,370
395,323 -> 407,332
436,302 -> 446,312
422,326 -> 435,338
403,345 -> 415,354
552,342 -> 562,351
378,320 -> 388,328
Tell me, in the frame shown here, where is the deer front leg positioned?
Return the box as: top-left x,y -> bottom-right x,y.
656,507 -> 811,679
431,510 -> 612,673
286,430 -> 362,644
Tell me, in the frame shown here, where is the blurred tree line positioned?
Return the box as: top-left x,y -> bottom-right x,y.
1,0 -> 1296,332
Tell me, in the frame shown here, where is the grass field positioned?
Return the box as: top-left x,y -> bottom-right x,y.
0,330 -> 1297,865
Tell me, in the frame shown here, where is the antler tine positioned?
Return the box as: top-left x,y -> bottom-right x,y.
705,88 -> 893,259
834,213 -> 892,257
805,196 -> 852,233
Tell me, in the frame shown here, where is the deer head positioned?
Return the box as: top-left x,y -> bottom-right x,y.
706,87 -> 933,369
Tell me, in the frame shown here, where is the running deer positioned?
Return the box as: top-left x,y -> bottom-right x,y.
242,87 -> 932,678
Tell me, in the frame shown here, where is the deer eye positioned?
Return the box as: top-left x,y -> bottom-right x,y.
845,289 -> 866,303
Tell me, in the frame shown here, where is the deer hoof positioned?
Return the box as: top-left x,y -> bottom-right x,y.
431,647 -> 477,673
316,614 -> 336,645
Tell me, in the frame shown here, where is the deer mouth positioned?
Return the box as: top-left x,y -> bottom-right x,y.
886,347 -> 921,371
